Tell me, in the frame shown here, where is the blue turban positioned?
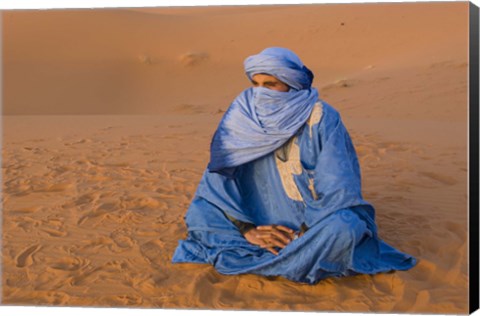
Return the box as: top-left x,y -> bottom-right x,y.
244,47 -> 314,90
208,47 -> 319,176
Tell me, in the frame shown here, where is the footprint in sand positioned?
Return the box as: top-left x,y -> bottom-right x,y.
77,201 -> 120,226
45,292 -> 71,305
13,216 -> 41,233
103,209 -> 144,225
8,206 -> 42,216
68,266 -> 102,286
122,195 -> 163,211
109,228 -> 135,252
34,182 -> 74,193
372,273 -> 405,299
74,193 -> 100,206
140,240 -> 170,268
48,257 -> 91,272
15,244 -> 42,268
5,271 -> 30,287
40,226 -> 68,238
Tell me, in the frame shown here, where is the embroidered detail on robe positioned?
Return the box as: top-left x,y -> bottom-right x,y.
307,101 -> 323,138
275,137 -> 303,201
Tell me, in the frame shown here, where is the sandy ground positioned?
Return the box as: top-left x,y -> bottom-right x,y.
1,2 -> 471,313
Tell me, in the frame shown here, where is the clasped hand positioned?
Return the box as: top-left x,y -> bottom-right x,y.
243,225 -> 301,255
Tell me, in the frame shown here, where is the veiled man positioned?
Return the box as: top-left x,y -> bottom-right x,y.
172,47 -> 416,284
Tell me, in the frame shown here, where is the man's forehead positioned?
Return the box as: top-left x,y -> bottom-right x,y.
251,73 -> 281,82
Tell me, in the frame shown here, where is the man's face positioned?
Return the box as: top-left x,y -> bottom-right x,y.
251,74 -> 290,92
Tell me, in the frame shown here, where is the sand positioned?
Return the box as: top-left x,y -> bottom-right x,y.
1,2 -> 471,313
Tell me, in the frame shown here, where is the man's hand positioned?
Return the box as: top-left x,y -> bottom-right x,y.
243,225 -> 296,255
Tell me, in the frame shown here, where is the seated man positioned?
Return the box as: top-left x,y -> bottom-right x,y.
172,47 -> 416,284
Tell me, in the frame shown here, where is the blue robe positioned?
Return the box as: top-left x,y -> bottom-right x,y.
172,100 -> 416,284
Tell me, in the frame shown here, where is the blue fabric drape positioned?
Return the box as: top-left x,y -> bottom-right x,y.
172,101 -> 417,284
208,87 -> 318,175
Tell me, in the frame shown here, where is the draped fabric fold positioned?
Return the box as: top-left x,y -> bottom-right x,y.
208,86 -> 319,175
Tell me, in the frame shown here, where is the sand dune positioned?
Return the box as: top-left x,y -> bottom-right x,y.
3,2 -> 468,115
1,1 -> 471,314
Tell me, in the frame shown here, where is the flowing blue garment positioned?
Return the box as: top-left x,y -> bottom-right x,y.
172,100 -> 416,284
208,86 -> 319,175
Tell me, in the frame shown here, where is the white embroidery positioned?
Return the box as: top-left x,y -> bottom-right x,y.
275,101 -> 324,201
308,177 -> 319,200
275,138 -> 303,201
307,101 -> 323,138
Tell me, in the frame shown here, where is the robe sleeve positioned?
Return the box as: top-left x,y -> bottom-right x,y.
183,167 -> 257,235
296,103 -> 377,231
224,213 -> 256,234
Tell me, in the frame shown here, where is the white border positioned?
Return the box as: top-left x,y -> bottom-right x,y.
0,1 -> 478,316
0,0 -> 478,10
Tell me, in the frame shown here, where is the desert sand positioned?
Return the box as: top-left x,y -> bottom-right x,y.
1,1 -> 471,314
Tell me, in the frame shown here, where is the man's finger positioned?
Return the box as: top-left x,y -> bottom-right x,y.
264,234 -> 290,248
266,247 -> 279,255
275,225 -> 294,234
255,231 -> 286,241
255,231 -> 274,239
270,229 -> 293,244
257,234 -> 288,248
257,225 -> 293,233
274,227 -> 296,240
257,225 -> 274,231
257,225 -> 295,240
269,238 -> 289,249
